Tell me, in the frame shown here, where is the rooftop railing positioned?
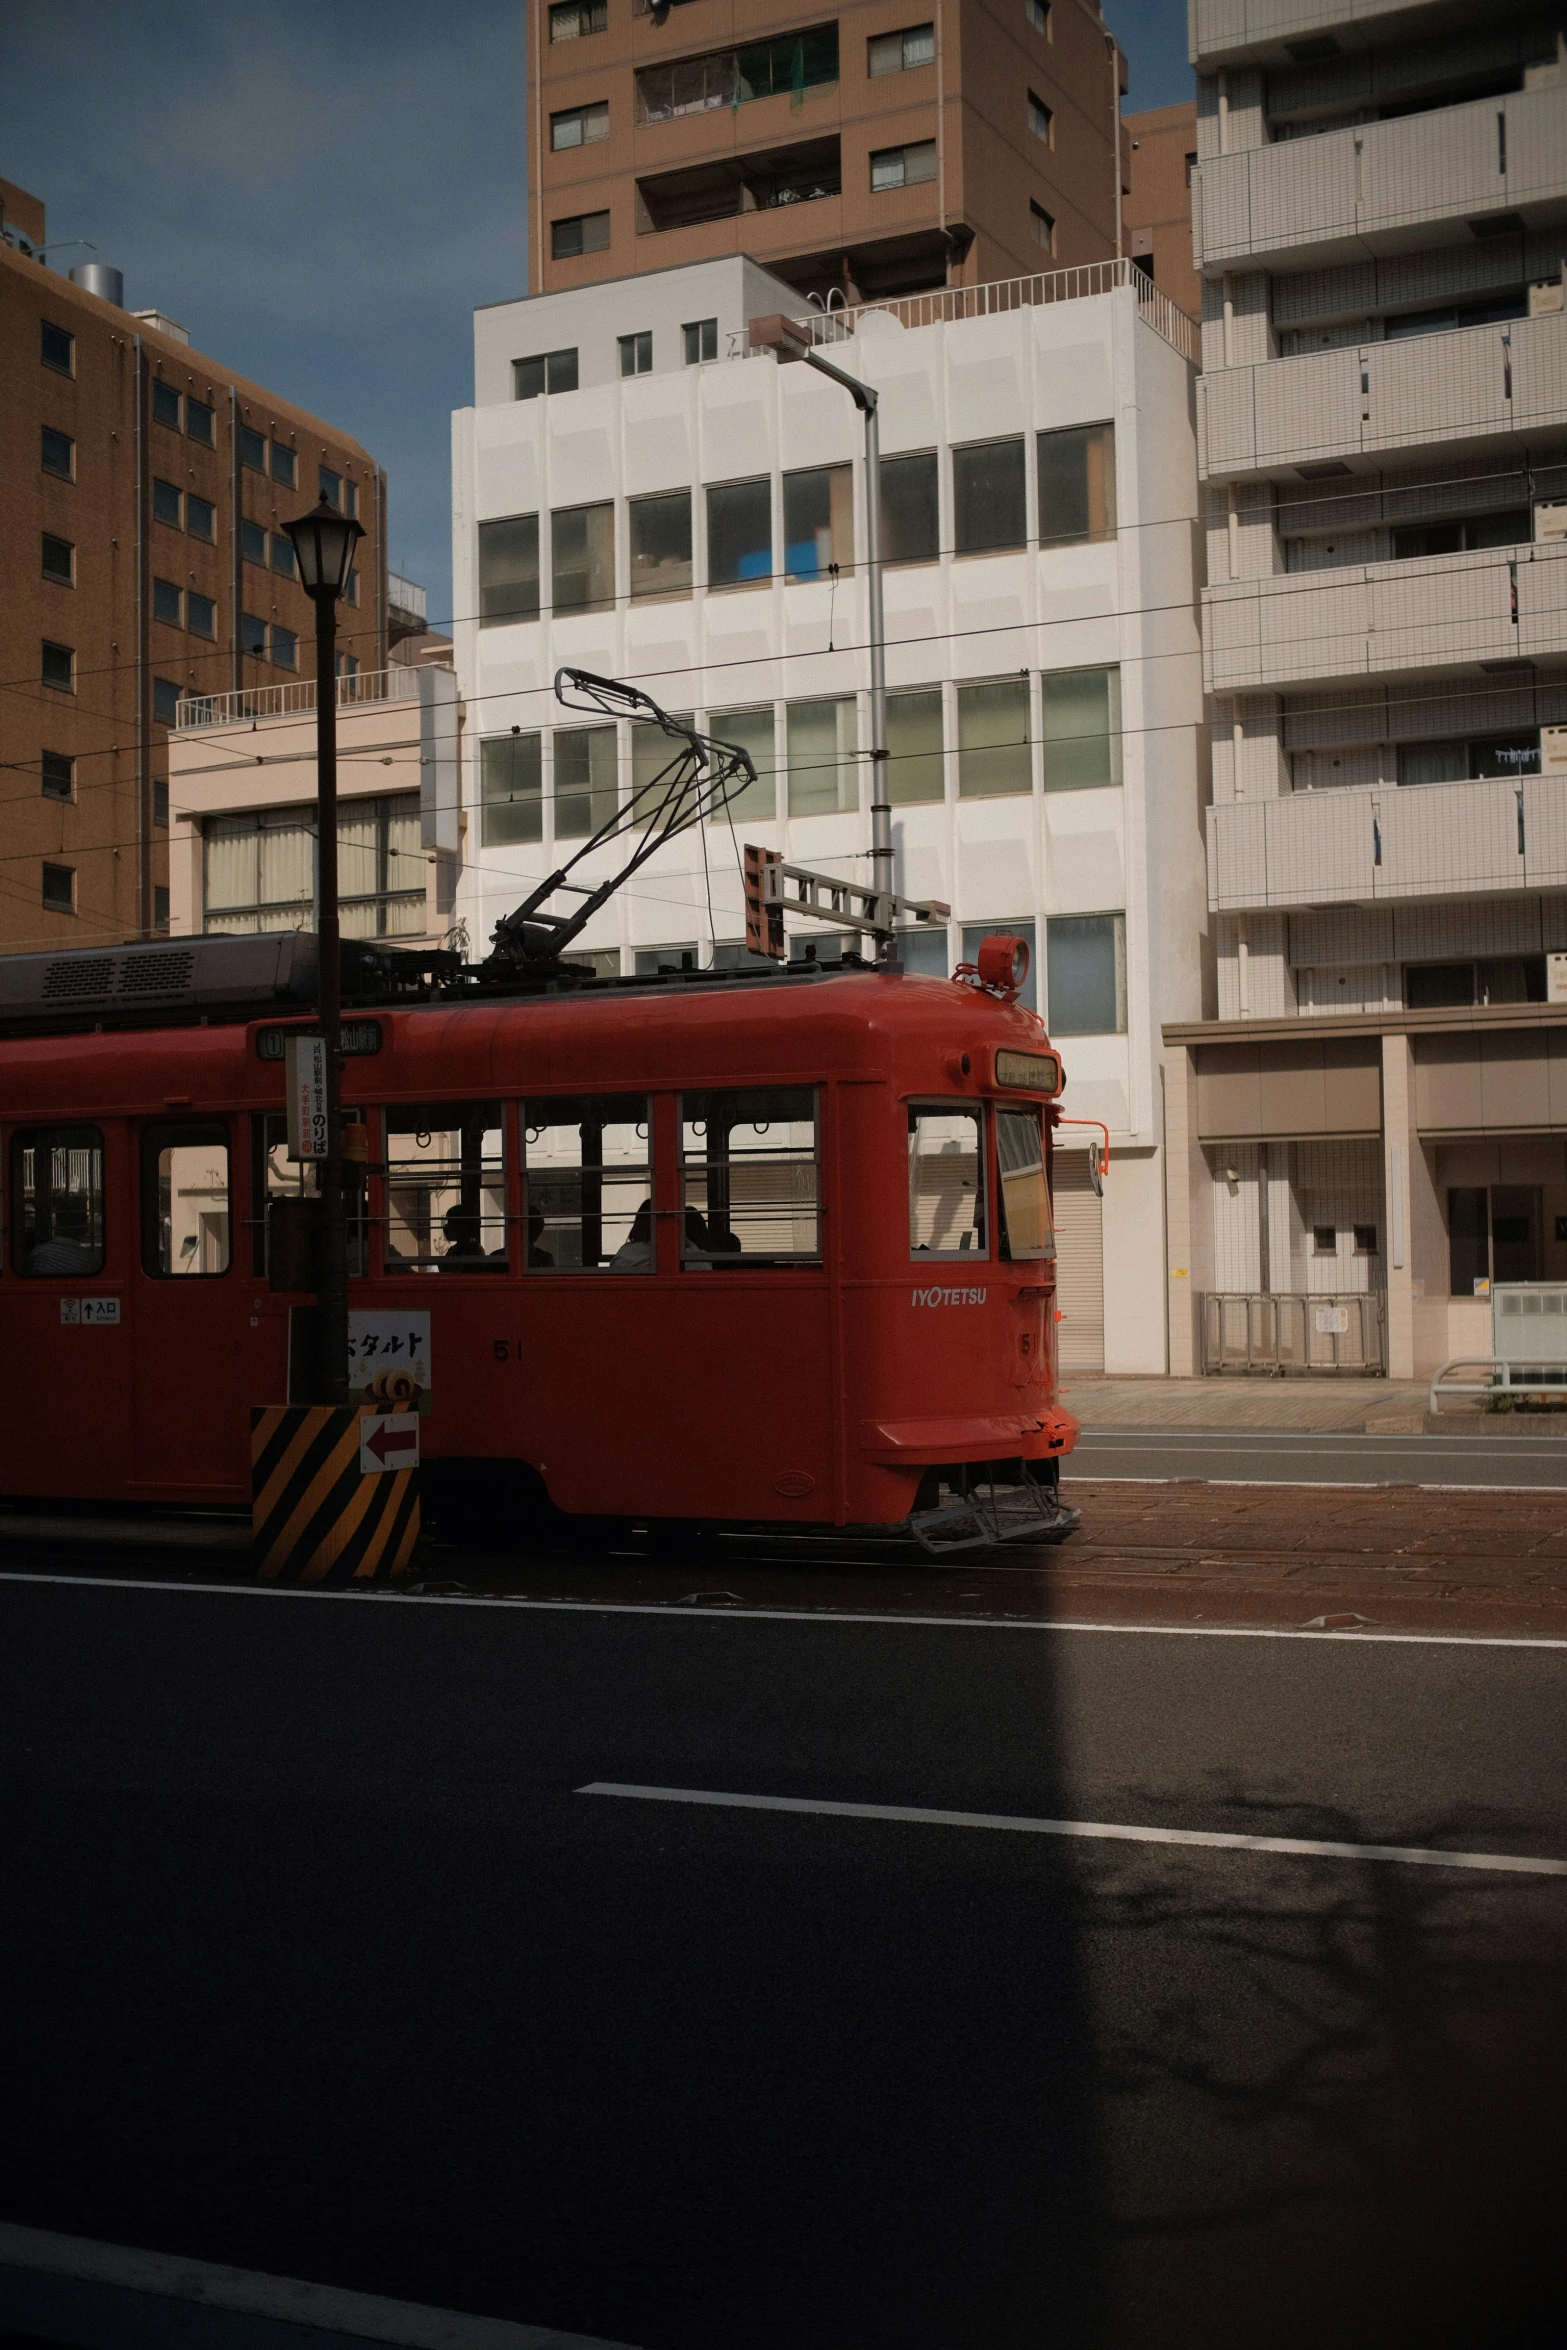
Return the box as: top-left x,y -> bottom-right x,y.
800,256 -> 1199,366
174,664 -> 424,732
388,572 -> 427,622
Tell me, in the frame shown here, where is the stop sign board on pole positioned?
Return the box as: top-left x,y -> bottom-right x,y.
285,1033 -> 329,1162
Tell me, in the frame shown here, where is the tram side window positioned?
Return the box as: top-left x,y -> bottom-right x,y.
251,1113 -> 369,1278
995,1107 -> 1053,1260
142,1122 -> 231,1276
680,1087 -> 819,1266
386,1103 -> 505,1271
909,1106 -> 987,1258
523,1095 -> 650,1271
11,1124 -> 105,1277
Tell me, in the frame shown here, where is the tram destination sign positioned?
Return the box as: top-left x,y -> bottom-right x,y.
285,1034 -> 329,1162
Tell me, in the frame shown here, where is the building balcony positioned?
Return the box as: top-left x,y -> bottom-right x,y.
1190,0 -> 1413,71
1206,771 -> 1567,914
1199,310 -> 1567,484
1194,82 -> 1567,274
1203,538 -> 1567,695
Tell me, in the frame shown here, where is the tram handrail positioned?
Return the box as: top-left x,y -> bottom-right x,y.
483,670 -> 758,975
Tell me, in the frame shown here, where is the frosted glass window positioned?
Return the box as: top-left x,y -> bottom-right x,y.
953,437 -> 1026,554
481,733 -> 543,846
1046,912 -> 1126,1034
629,491 -> 692,599
879,452 -> 939,565
886,689 -> 944,804
551,501 -> 614,615
706,706 -> 776,825
479,515 -> 540,625
1037,423 -> 1116,545
1041,666 -> 1121,790
957,679 -> 1031,798
554,724 -> 619,840
787,697 -> 858,817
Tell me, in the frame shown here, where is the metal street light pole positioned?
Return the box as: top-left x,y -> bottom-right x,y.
748,316 -> 893,955
284,494 -> 365,1406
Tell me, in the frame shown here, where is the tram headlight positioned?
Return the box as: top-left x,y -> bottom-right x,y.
977,933 -> 1030,995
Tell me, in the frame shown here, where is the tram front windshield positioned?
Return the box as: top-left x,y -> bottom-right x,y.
995,1106 -> 1053,1259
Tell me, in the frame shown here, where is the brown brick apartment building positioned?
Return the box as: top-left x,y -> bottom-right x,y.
528,0 -> 1130,304
0,176 -> 386,954
1122,100 -> 1199,322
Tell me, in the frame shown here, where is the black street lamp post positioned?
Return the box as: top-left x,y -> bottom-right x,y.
283,494 -> 365,1406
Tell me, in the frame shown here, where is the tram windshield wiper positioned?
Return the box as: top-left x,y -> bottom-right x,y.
483,670 -> 757,977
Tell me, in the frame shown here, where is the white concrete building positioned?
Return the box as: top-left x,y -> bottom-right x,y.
451,252 -> 1206,1371
1172,0 -> 1567,1379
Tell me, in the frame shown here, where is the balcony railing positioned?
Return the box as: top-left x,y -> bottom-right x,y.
1194,81 -> 1567,273
803,256 -> 1199,366
1203,537 -> 1567,695
1207,770 -> 1567,914
387,573 -> 427,623
174,664 -> 424,731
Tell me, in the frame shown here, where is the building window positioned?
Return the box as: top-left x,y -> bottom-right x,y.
786,697 -> 858,818
619,330 -> 652,377
344,568 -> 359,606
344,479 -> 358,519
42,752 -> 74,802
154,780 -> 169,827
271,533 -> 297,578
707,477 -> 771,588
1405,957 -> 1545,1009
241,519 -> 267,566
319,465 -> 342,509
552,210 -> 611,261
271,442 -> 297,488
886,689 -> 945,804
957,679 -> 1031,798
153,576 -> 183,627
869,22 -> 935,74
703,708 -> 774,825
153,477 -> 183,527
1026,0 -> 1049,33
153,677 -> 182,725
41,533 -> 74,586
42,863 -> 75,915
154,885 -> 170,929
481,734 -> 543,845
552,101 -> 609,148
514,348 -> 579,400
240,425 -> 267,471
636,25 -> 839,121
1398,732 -> 1539,787
479,514 -> 541,624
1392,510 -> 1529,560
871,140 -> 937,192
784,465 -> 853,581
549,0 -> 606,37
1030,201 -> 1055,253
41,320 -> 74,374
272,625 -> 298,671
42,640 -> 74,692
551,500 -> 615,615
152,379 -> 181,429
187,492 -> 216,543
629,490 -> 692,599
188,591 -> 216,639
1353,1224 -> 1378,1255
1046,912 -> 1127,1034
1042,666 -> 1121,790
186,397 -> 215,447
683,317 -> 718,365
240,612 -> 268,659
554,724 -> 619,840
1038,422 -> 1116,545
1184,150 -> 1197,185
1312,1223 -> 1337,1255
41,425 -> 75,481
1028,93 -> 1053,144
879,451 -> 939,565
204,795 -> 423,939
953,437 -> 1026,554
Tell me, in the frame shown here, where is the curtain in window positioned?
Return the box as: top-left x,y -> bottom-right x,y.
204,816 -> 259,915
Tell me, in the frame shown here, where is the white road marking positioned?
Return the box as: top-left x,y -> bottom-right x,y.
1,1568 -> 1565,1646
0,2220 -> 637,2349
578,1782 -> 1567,1878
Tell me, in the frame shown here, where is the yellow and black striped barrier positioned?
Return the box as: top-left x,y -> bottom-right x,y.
250,1405 -> 420,1584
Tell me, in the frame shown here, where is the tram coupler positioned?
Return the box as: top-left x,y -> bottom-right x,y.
908,1458 -> 1080,1557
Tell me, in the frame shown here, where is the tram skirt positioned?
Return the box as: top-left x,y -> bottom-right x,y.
250,1406 -> 420,1584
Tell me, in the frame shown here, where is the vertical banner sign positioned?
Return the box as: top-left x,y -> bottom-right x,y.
285,1034 -> 329,1162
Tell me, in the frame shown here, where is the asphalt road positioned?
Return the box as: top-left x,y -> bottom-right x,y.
1070,1426 -> 1567,1488
2,1572 -> 1565,2350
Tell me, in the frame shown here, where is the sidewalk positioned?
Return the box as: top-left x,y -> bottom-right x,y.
1059,1375 -> 1565,1436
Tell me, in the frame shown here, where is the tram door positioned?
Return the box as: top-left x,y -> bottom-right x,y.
131,1118 -> 249,1497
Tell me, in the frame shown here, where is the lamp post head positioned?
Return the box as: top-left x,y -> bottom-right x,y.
748,312 -> 812,364
284,495 -> 365,603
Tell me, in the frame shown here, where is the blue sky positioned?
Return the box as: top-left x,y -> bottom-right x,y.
2,0 -> 1192,635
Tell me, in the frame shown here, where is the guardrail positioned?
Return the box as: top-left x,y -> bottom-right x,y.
1202,1290 -> 1386,1375
175,665 -> 424,731
801,257 -> 1199,366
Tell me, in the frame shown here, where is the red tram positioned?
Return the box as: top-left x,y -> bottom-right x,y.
0,936 -> 1078,1549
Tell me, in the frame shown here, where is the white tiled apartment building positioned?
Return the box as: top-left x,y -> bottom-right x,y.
451,252 -> 1207,1371
1171,0 -> 1567,1377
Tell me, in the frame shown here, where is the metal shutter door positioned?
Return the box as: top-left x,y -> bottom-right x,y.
1053,1152 -> 1105,1372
